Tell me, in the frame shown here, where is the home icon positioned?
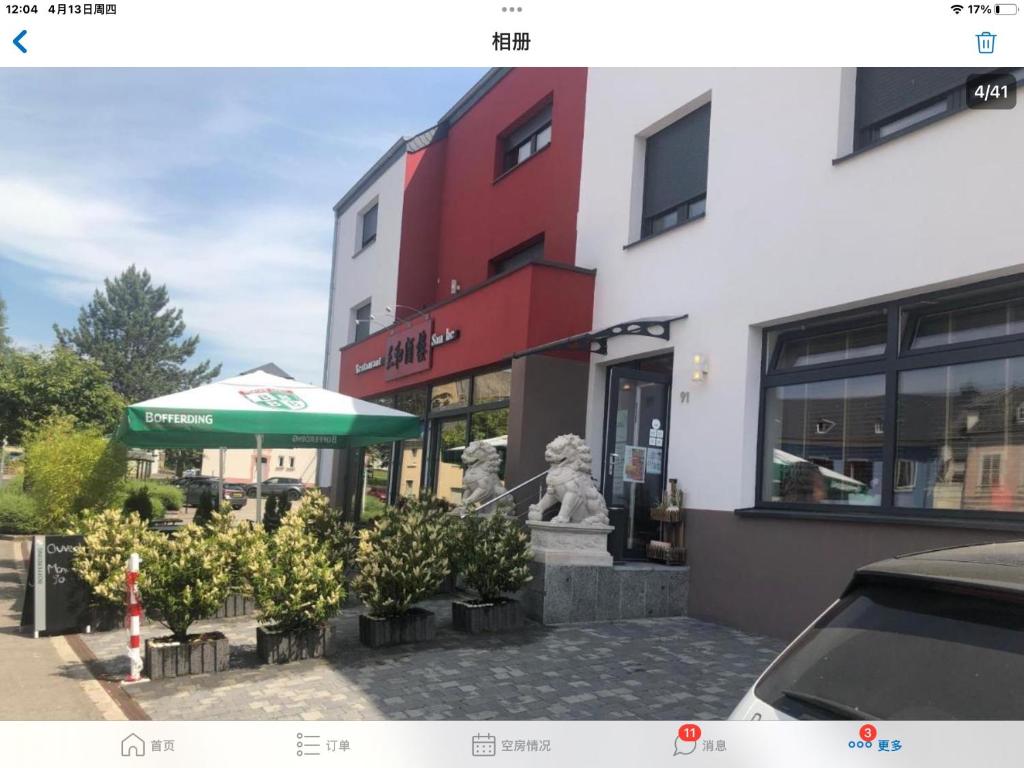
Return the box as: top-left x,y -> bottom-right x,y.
121,733 -> 146,757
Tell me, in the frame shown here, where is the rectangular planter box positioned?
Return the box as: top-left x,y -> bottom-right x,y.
452,598 -> 524,634
211,593 -> 256,619
144,632 -> 230,680
256,625 -> 328,664
358,608 -> 435,648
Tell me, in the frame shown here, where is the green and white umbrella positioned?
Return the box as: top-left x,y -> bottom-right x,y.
115,370 -> 420,520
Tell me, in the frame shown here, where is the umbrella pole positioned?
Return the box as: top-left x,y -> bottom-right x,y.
218,447 -> 225,507
255,434 -> 263,526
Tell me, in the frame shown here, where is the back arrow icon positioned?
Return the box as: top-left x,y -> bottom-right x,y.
13,30 -> 27,53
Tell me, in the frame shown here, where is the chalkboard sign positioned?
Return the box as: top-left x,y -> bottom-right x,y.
20,535 -> 93,636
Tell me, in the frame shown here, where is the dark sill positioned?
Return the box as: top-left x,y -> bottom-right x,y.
623,212 -> 706,250
833,108 -> 960,165
352,237 -> 376,259
492,142 -> 551,185
734,506 -> 1024,533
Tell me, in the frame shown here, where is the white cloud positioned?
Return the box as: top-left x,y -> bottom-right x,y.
0,176 -> 330,384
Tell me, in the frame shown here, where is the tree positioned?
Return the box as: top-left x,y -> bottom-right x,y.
0,346 -> 125,444
54,265 -> 221,403
0,293 -> 10,353
162,448 -> 203,478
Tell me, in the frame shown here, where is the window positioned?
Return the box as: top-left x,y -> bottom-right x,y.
288,456 -> 295,470
500,103 -> 552,174
491,238 -> 544,276
473,368 -> 512,404
277,456 -> 284,469
430,378 -> 469,412
359,203 -> 378,249
641,103 -> 710,239
853,68 -> 1003,150
353,301 -> 372,343
759,279 -> 1024,520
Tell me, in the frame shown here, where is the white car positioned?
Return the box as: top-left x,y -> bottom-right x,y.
730,541 -> 1024,720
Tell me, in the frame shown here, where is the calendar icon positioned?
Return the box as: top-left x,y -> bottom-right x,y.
471,733 -> 497,757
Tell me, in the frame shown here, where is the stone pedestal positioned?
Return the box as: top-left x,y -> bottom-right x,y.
523,521 -> 688,625
526,520 -> 614,567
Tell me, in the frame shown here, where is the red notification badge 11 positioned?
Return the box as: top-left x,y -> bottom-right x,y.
678,723 -> 702,742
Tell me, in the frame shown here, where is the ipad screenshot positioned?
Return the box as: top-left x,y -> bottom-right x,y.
1,1 -> 1021,765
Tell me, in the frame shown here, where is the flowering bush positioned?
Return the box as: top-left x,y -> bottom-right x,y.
249,508 -> 346,632
73,508 -> 161,606
204,508 -> 265,596
139,524 -> 233,641
454,514 -> 532,603
353,495 -> 451,618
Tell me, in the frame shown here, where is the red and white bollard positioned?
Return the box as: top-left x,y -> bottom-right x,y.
125,552 -> 143,682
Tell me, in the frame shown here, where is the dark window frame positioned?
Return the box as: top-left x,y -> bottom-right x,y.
753,273 -> 1024,528
359,203 -> 378,250
498,102 -> 553,177
848,68 -> 1021,157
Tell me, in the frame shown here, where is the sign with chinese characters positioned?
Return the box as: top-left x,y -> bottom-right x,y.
385,315 -> 433,381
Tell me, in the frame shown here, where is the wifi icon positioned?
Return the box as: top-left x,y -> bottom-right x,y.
951,3 -> 964,12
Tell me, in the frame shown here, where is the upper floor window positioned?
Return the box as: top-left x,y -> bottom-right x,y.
359,203 -> 378,250
491,237 -> 544,276
500,103 -> 552,174
641,103 -> 711,239
853,68 -> 1008,151
353,301 -> 372,343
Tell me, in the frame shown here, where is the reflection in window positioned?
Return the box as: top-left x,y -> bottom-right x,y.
470,408 -> 509,479
430,379 -> 469,412
762,375 -> 885,505
398,438 -> 423,499
361,443 -> 392,522
435,418 -> 467,505
774,319 -> 886,370
395,388 -> 427,418
896,357 -> 1024,512
908,296 -> 1024,350
473,369 -> 512,405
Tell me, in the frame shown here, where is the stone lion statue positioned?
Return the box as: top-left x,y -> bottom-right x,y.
455,440 -> 512,516
528,434 -> 609,525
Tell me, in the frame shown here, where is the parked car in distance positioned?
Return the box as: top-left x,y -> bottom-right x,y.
245,476 -> 306,501
730,541 -> 1024,720
175,476 -> 247,510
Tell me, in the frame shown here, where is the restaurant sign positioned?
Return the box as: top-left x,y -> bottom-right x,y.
353,314 -> 461,380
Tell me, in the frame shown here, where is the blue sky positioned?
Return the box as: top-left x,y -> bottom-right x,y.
0,68 -> 487,385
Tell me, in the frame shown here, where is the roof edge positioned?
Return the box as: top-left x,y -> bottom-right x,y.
332,68 -> 511,216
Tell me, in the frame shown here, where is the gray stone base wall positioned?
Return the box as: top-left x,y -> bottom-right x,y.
522,561 -> 689,625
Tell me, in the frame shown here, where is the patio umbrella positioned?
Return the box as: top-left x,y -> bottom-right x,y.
114,370 -> 421,521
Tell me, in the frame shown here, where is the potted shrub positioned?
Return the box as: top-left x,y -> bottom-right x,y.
204,508 -> 261,619
73,508 -> 161,631
352,496 -> 451,648
138,524 -> 233,679
247,505 -> 346,664
451,513 -> 532,633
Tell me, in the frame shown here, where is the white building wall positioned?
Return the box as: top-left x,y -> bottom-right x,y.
318,152 -> 407,486
577,67 -> 1024,513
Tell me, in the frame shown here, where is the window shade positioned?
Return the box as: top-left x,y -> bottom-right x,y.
642,103 -> 711,219
504,103 -> 553,149
854,68 -> 981,130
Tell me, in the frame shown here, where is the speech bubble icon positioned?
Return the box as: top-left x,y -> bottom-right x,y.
673,737 -> 698,757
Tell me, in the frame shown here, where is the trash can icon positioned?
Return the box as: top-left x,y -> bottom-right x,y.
977,31 -> 997,54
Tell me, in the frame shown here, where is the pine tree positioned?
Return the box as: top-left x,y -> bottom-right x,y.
53,265 -> 221,403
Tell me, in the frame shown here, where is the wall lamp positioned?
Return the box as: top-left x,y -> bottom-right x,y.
691,354 -> 709,382
385,304 -> 430,321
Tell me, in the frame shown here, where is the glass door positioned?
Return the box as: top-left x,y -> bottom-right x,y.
603,365 -> 671,560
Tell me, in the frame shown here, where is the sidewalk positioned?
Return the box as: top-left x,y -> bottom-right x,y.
0,537 -> 124,720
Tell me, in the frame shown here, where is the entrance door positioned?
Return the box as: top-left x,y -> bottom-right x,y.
603,364 -> 671,560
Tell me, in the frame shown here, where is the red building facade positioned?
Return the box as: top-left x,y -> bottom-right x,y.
328,68 -> 596,517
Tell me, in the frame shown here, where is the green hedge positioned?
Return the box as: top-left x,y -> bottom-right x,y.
0,478 -> 42,534
113,480 -> 183,520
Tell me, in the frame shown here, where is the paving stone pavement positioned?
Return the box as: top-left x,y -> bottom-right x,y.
80,595 -> 783,721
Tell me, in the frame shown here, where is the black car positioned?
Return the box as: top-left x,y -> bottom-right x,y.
245,476 -> 306,501
731,541 -> 1024,720
177,476 -> 247,510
